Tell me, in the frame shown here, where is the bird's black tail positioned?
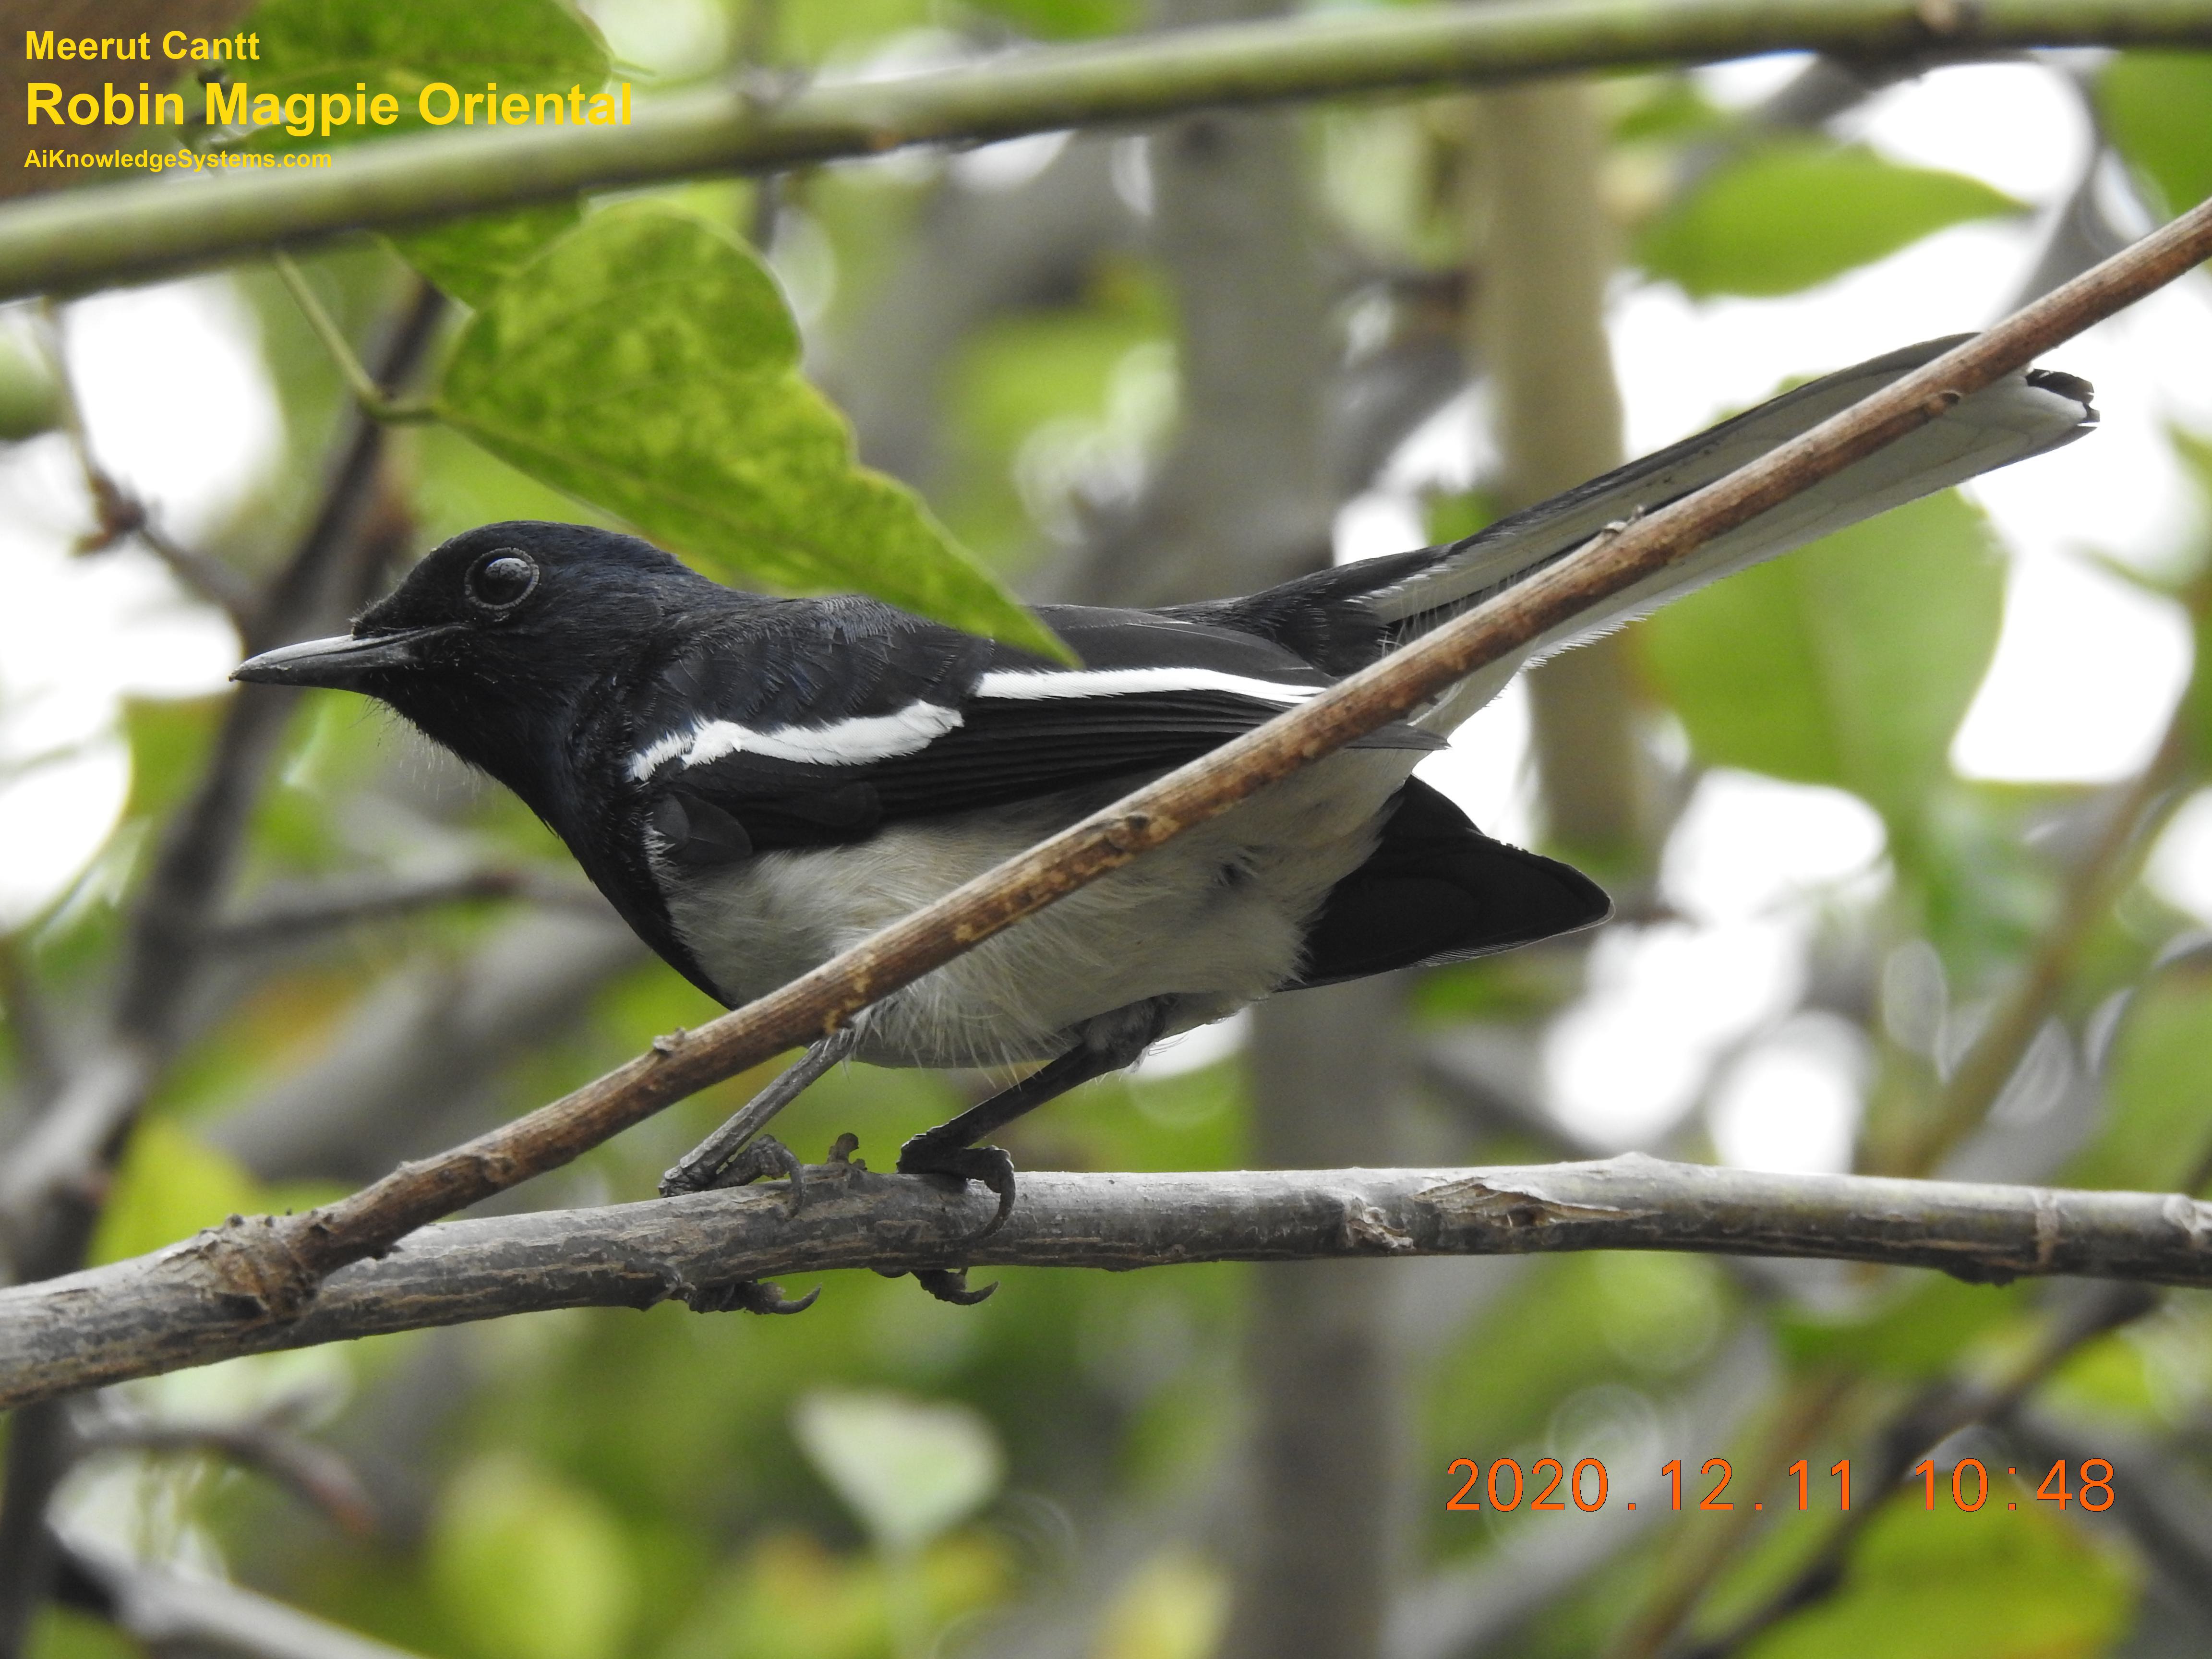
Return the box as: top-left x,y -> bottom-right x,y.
1179,337 -> 2096,731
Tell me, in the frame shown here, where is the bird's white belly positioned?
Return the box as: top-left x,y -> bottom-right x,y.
661,750 -> 1420,1069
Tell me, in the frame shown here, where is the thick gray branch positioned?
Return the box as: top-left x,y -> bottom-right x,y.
6,1156 -> 2212,1411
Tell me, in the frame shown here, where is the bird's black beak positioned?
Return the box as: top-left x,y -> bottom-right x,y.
230,626 -> 455,690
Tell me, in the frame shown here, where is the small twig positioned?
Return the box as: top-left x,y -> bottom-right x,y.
9,1157 -> 2212,1409
1919,705 -> 2196,1170
204,866 -> 600,953
30,303 -> 259,630
270,254 -> 437,425
72,1411 -> 376,1539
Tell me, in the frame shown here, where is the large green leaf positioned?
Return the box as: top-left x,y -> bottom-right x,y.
1639,490 -> 2005,823
437,205 -> 1067,654
228,0 -> 606,143
1637,142 -> 2023,298
226,0 -> 606,299
2100,53 -> 2212,221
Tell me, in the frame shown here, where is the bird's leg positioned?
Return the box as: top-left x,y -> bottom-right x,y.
897,1000 -> 1173,1241
659,1025 -> 862,1200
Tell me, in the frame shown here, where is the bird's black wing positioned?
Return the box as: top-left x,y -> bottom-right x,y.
626,601 -> 1441,856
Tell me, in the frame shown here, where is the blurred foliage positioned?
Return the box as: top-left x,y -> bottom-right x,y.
1636,142 -> 2021,298
0,327 -> 61,444
1640,491 -> 2005,828
12,12 -> 2212,1659
2098,52 -> 2212,223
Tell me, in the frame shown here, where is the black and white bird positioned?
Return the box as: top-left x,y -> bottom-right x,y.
235,337 -> 2095,1271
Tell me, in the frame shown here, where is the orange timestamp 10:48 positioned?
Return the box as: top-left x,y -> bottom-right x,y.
1444,1457 -> 2116,1514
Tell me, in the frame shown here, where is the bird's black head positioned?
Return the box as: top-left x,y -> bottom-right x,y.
233,521 -> 724,804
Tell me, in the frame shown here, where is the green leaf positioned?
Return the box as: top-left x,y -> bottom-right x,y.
792,1391 -> 1003,1554
89,1118 -> 265,1264
1636,142 -> 2023,298
120,696 -> 225,824
437,204 -> 1067,655
431,1455 -> 638,1659
1778,1275 -> 2030,1380
0,329 -> 60,442
964,0 -> 1136,39
228,0 -> 608,297
227,0 -> 607,147
1639,490 -> 2005,824
1743,1500 -> 2133,1659
2100,53 -> 2212,222
2065,963 -> 2212,1192
391,204 -> 583,310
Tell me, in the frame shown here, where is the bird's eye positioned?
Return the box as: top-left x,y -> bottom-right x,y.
467,551 -> 539,613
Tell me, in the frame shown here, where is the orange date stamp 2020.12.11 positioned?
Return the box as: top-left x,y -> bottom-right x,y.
1443,1456 -> 2116,1515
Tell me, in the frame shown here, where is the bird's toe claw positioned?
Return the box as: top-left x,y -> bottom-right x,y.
684,1277 -> 820,1315
913,1268 -> 997,1306
669,1133 -> 807,1209
897,1137 -> 1018,1239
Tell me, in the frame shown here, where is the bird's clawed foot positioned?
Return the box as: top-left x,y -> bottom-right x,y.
897,1132 -> 1018,1240
662,1131 -> 807,1209
874,1265 -> 998,1306
682,1276 -> 820,1316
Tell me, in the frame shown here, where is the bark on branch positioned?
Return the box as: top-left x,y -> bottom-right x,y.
7,1157 -> 2212,1411
1,0 -> 2209,300
59,186 -> 2212,1335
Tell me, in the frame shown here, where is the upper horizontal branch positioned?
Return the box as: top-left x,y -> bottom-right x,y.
5,0 -> 2211,301
4,1155 -> 2210,1410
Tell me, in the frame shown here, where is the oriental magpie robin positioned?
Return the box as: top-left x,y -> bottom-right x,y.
235,337 -> 2095,1282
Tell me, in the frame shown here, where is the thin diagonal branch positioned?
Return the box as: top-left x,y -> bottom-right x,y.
8,1158 -> 2212,1411
0,0 -> 2207,301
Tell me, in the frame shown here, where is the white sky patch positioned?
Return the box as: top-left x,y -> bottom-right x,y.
1132,1007 -> 1250,1081
2148,789 -> 2212,929
0,282 -> 271,926
1333,489 -> 1428,566
1952,548 -> 2191,782
954,130 -> 1074,192
62,279 -> 278,541
1693,52 -> 1815,111
1708,1013 -> 1867,1176
0,739 -> 130,932
1415,678 -> 1536,849
1837,62 -> 2094,207
1543,916 -> 1806,1148
1662,771 -> 1887,925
